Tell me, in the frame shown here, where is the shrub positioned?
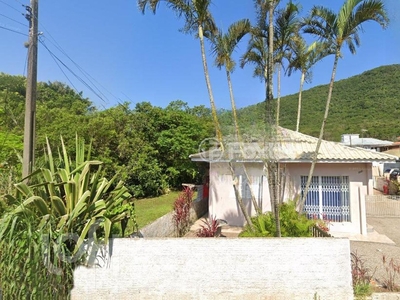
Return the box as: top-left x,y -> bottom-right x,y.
351,251 -> 374,297
381,254 -> 400,291
239,200 -> 315,237
0,136 -> 134,299
196,217 -> 220,237
172,187 -> 194,237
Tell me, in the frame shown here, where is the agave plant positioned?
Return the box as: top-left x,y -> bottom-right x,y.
0,135 -> 134,298
3,136 -> 133,252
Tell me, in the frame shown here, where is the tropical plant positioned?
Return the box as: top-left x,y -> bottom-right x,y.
210,20 -> 259,224
211,19 -> 250,141
0,136 -> 134,298
351,251 -> 374,297
273,1 -> 300,126
299,0 -> 389,211
173,186 -> 194,237
196,216 -> 220,237
287,36 -> 333,132
138,0 -> 223,145
239,200 -> 315,237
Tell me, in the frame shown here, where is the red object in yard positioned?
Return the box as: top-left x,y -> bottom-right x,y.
203,183 -> 209,200
383,184 -> 389,195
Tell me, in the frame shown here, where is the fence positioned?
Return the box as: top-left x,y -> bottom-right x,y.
311,225 -> 332,237
366,195 -> 400,217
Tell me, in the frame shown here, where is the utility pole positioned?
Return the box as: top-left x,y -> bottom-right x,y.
22,0 -> 39,178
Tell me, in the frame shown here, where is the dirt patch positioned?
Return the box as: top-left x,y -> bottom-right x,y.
350,217 -> 400,291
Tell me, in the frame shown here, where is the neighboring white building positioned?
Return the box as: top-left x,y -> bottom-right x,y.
190,127 -> 398,236
341,133 -> 393,151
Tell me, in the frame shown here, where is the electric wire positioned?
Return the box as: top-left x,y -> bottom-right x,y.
1,1 -> 126,109
0,0 -> 24,15
39,39 -> 109,104
0,13 -> 27,27
40,39 -> 80,94
0,24 -> 27,36
40,35 -> 110,104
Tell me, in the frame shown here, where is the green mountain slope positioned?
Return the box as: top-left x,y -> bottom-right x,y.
234,64 -> 400,141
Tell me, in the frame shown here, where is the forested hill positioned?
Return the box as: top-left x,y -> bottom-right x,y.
230,64 -> 400,142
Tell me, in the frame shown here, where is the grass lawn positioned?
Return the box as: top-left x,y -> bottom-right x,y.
134,191 -> 180,229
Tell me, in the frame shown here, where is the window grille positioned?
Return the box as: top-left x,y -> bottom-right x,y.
301,176 -> 350,222
241,175 -> 262,202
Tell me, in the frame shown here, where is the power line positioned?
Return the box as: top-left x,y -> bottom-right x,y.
39,39 -> 109,104
0,13 -> 27,27
0,24 -> 27,36
41,35 -> 109,102
0,0 -> 24,15
40,39 -> 80,94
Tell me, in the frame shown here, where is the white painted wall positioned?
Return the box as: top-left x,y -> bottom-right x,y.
71,238 -> 353,300
209,162 -> 371,234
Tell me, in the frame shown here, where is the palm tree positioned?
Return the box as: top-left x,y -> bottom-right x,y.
210,19 -> 262,215
240,33 -> 269,101
250,0 -> 280,122
139,1 -> 256,228
273,1 -> 300,126
138,0 -> 223,145
287,37 -> 333,132
211,19 -> 250,142
299,0 -> 389,212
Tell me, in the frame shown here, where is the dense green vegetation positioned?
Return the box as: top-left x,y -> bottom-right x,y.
229,64 -> 400,141
0,137 -> 134,299
0,73 -> 213,198
239,201 -> 316,237
1,65 -> 399,198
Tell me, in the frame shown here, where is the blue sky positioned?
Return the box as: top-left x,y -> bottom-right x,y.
0,0 -> 399,111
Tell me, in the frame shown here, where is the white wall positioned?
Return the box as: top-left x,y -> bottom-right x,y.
71,238 -> 353,300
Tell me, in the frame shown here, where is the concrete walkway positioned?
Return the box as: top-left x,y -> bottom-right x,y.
185,214 -> 242,237
186,214 -> 396,244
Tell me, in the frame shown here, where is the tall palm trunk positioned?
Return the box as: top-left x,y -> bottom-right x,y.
198,24 -> 223,145
268,1 -> 281,238
229,162 -> 254,229
299,50 -> 340,212
295,71 -> 305,132
267,4 -> 274,103
276,63 -> 281,126
226,70 -> 240,141
226,69 -> 262,215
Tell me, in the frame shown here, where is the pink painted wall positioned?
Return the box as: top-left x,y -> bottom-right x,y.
209,161 -> 372,234
209,162 -> 270,226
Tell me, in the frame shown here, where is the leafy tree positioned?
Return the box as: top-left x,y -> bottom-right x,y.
299,0 -> 389,211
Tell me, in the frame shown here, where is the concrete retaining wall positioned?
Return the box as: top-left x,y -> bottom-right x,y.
71,238 -> 353,300
140,193 -> 208,237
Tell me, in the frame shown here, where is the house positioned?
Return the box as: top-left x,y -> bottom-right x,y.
190,127 -> 398,235
340,133 -> 393,152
